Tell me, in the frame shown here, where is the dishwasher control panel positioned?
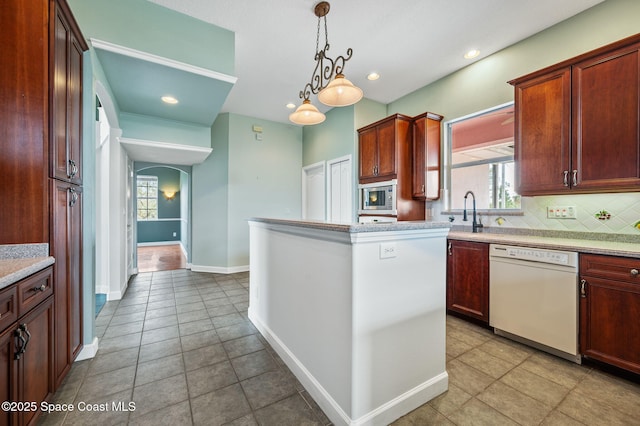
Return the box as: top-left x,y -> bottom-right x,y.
490,244 -> 578,267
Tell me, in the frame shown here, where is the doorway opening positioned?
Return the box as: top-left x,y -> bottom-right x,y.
134,164 -> 191,273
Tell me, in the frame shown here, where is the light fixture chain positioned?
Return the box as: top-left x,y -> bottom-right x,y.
315,16 -> 321,55
323,15 -> 329,48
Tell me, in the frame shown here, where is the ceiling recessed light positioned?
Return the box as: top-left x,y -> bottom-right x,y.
367,72 -> 380,81
286,103 -> 296,109
161,96 -> 179,104
464,49 -> 480,59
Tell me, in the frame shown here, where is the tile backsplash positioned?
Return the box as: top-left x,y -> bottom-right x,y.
489,193 -> 640,235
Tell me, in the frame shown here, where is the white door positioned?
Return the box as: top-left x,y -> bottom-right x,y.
95,105 -> 110,294
126,160 -> 135,277
327,156 -> 352,223
302,162 -> 325,220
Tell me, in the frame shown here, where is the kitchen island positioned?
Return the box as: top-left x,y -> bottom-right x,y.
248,218 -> 450,426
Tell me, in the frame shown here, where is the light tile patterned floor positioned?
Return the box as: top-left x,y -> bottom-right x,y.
38,270 -> 640,425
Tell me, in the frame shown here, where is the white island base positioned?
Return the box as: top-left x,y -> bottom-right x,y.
248,219 -> 450,426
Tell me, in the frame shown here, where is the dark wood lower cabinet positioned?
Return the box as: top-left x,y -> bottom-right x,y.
0,267 -> 54,426
51,180 -> 83,388
579,254 -> 640,374
446,239 -> 489,323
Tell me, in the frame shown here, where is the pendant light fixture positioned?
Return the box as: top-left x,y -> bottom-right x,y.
289,1 -> 363,125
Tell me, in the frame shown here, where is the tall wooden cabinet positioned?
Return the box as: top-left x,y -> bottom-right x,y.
1,0 -> 87,418
446,240 -> 489,324
510,34 -> 640,195
49,0 -> 87,388
358,114 -> 425,221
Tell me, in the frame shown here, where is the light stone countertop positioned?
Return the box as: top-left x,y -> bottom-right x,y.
0,244 -> 55,290
448,231 -> 640,259
248,218 -> 451,233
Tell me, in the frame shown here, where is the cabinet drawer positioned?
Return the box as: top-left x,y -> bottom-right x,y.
580,254 -> 640,283
0,285 -> 17,333
17,267 -> 53,317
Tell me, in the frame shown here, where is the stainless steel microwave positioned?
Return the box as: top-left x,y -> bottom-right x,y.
358,180 -> 397,215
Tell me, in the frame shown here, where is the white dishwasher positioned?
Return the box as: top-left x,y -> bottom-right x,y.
489,244 -> 580,363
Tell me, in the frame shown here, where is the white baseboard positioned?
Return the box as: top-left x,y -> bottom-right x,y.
248,309 -> 448,426
190,264 -> 249,274
75,337 -> 99,361
137,241 -> 181,247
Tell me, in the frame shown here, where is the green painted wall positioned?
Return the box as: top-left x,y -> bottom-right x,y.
120,113 -> 211,147
67,0 -> 234,75
192,114 -> 230,268
388,0 -> 640,121
192,113 -> 303,270
302,106 -> 356,167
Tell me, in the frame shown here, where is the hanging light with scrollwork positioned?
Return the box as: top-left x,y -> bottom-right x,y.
289,1 -> 363,126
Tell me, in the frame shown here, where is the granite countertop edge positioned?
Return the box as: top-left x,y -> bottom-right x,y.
0,257 -> 55,290
248,218 -> 451,233
448,230 -> 640,259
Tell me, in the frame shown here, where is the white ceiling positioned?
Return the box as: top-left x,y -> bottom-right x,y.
139,0 -> 604,125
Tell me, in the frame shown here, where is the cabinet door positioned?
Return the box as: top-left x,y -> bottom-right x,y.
376,119 -> 397,180
514,67 -> 571,195
579,254 -> 640,374
580,275 -> 640,374
51,4 -> 71,182
446,240 -> 489,323
572,43 -> 640,191
412,114 -> 442,200
51,0 -> 84,185
51,181 -> 83,387
412,118 -> 426,198
358,127 -> 378,181
0,326 -> 18,426
17,296 -> 54,426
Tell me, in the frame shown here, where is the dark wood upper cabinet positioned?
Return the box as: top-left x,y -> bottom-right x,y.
358,114 -> 427,221
412,112 -> 443,200
51,0 -> 87,185
572,43 -> 640,191
510,34 -> 640,195
514,68 -> 571,195
358,115 -> 409,183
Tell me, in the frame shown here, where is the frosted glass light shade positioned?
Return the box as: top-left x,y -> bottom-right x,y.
317,74 -> 363,107
289,100 -> 326,125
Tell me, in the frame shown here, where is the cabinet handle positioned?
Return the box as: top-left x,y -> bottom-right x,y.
14,324 -> 30,360
32,284 -> 46,293
447,242 -> 452,256
69,159 -> 78,178
631,269 -> 639,276
421,184 -> 425,193
572,170 -> 578,187
69,188 -> 78,207
580,279 -> 587,298
563,170 -> 569,187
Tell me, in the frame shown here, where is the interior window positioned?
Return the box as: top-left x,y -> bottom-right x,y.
137,175 -> 158,220
448,103 -> 520,210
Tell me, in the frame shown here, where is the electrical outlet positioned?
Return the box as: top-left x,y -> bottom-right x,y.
380,242 -> 397,259
172,232 -> 177,237
546,206 -> 577,219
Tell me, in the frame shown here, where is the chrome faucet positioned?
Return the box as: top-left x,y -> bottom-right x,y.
463,191 -> 483,233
